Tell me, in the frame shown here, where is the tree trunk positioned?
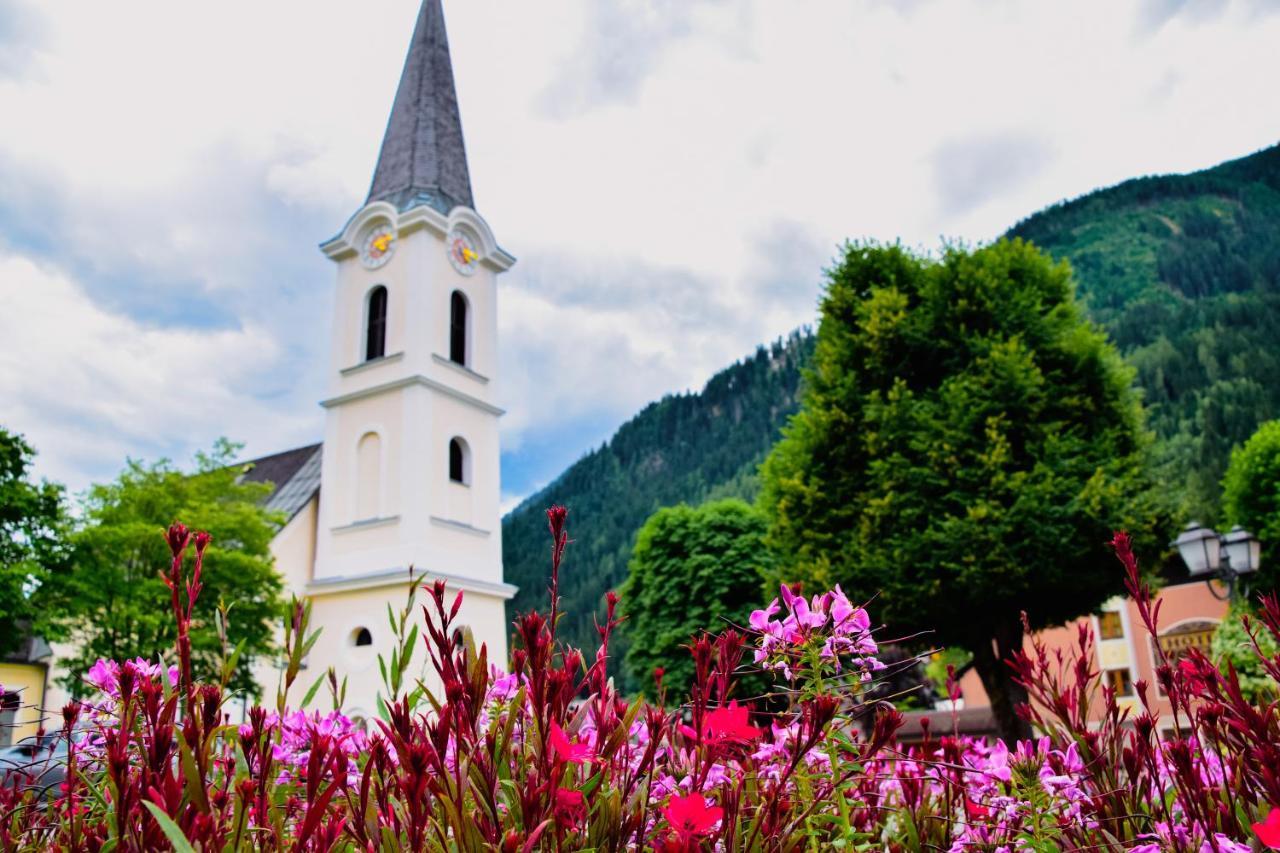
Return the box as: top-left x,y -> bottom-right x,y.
970,616 -> 1034,745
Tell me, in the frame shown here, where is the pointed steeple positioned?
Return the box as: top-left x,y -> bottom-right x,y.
366,0 -> 474,214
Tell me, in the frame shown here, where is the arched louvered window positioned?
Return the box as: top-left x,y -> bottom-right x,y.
449,437 -> 469,484
366,286 -> 388,361
449,291 -> 467,365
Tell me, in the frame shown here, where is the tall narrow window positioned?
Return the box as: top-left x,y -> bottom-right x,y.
355,432 -> 382,520
449,437 -> 468,484
0,692 -> 18,747
366,286 -> 388,361
449,291 -> 467,365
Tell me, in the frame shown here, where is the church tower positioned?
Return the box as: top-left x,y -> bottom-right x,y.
305,0 -> 515,712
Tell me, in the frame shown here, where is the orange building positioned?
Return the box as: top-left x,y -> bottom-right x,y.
903,577 -> 1230,740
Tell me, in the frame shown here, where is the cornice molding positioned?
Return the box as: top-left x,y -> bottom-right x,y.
431,353 -> 489,384
340,351 -> 405,377
331,515 -> 400,535
320,202 -> 515,272
320,374 -> 505,416
307,566 -> 518,600
429,516 -> 491,537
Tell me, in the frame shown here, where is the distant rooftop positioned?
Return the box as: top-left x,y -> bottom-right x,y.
239,443 -> 322,522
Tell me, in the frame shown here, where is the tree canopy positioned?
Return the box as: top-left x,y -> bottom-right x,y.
1222,418 -> 1280,590
44,440 -> 285,696
0,427 -> 69,658
621,499 -> 774,697
760,239 -> 1159,741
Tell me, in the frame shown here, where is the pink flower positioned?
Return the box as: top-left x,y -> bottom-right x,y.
703,702 -> 764,743
662,793 -> 723,842
85,659 -> 121,695
749,599 -> 780,631
554,788 -> 586,827
549,721 -> 592,764
1255,807 -> 1280,850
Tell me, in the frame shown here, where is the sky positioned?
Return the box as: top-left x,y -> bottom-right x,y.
1,0 -> 1278,513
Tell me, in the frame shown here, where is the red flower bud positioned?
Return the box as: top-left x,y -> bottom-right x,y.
193,530 -> 212,555
165,522 -> 191,556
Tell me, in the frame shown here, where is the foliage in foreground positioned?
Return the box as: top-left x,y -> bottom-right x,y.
5,512 -> 1280,850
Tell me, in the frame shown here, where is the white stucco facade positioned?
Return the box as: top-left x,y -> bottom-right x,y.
271,202 -> 515,712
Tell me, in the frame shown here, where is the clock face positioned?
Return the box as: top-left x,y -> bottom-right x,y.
447,229 -> 480,275
359,222 -> 396,269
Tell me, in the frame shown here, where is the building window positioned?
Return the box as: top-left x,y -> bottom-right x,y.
0,692 -> 19,747
450,290 -> 468,365
1098,611 -> 1124,640
355,432 -> 381,520
1104,668 -> 1133,696
366,286 -> 388,361
351,627 -> 373,647
449,437 -> 469,485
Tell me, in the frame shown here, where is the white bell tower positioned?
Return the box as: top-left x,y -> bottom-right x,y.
302,0 -> 515,703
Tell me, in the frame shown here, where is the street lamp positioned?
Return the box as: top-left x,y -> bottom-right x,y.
1173,521 -> 1261,602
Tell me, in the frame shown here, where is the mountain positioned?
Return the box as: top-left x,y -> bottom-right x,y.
501,332 -> 814,664
1007,143 -> 1280,518
502,142 -> 1280,663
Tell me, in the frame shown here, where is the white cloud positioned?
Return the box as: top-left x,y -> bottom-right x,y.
0,252 -> 317,490
0,0 -> 1277,499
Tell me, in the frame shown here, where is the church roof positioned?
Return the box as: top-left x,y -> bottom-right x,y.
366,0 -> 474,215
240,443 -> 323,522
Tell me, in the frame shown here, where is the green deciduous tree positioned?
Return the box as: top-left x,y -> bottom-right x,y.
760,240 -> 1158,743
1211,600 -> 1278,704
45,440 -> 284,696
1222,419 -> 1280,591
0,427 -> 69,657
621,499 -> 774,697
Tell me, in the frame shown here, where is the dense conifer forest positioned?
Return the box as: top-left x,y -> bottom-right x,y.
501,332 -> 814,663
503,142 -> 1280,664
1008,143 -> 1280,519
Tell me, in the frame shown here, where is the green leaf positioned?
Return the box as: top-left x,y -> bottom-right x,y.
142,802 -> 197,853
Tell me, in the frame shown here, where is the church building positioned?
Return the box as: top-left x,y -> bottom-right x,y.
237,0 -> 517,715
233,0 -> 516,715
1,0 -> 515,741
1,0 -> 514,740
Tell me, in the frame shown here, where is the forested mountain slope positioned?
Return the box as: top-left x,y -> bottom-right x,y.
1007,143 -> 1280,517
503,142 -> 1280,662
501,332 -> 814,660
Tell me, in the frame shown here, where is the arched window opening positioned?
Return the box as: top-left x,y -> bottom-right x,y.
351,627 -> 373,647
355,432 -> 382,520
449,290 -> 467,365
366,286 -> 388,361
0,692 -> 18,747
449,437 -> 469,485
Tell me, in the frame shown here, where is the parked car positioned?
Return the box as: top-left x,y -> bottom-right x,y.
0,733 -> 70,800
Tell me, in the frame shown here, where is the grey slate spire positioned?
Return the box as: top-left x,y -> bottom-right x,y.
366,0 -> 474,214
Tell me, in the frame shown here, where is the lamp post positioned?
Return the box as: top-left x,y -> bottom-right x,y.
1172,521 -> 1261,603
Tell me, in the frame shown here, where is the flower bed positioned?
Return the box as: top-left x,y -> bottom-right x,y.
2,510 -> 1280,850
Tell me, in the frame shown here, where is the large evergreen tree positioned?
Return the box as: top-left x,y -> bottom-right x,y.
621,499 -> 774,697
760,240 -> 1158,742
